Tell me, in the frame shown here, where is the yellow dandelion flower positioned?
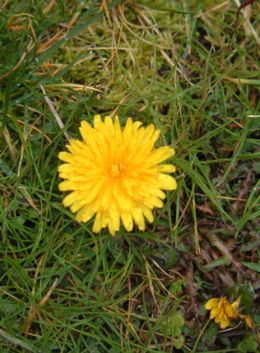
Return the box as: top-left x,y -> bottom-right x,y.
58,115 -> 177,235
205,297 -> 240,329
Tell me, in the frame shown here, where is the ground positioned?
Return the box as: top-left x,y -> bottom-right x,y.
0,0 -> 259,352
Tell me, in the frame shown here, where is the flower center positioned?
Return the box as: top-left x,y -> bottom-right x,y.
110,162 -> 126,177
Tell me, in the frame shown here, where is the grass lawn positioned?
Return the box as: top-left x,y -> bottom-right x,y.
0,0 -> 259,352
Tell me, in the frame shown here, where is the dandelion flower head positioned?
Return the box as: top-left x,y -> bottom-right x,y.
58,115 -> 177,235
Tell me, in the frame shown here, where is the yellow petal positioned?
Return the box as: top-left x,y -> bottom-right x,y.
239,314 -> 254,328
143,124 -> 155,141
58,164 -> 72,174
225,303 -> 238,319
133,120 -> 142,130
108,223 -> 115,236
70,198 -> 88,213
132,208 -> 145,231
231,298 -> 240,310
66,140 -> 85,154
58,152 -> 74,163
144,196 -> 163,209
219,316 -> 230,329
63,192 -> 78,207
75,206 -> 95,223
109,208 -> 120,233
205,298 -> 219,310
79,120 -> 93,141
114,115 -> 122,140
158,174 -> 177,190
244,315 -> 254,329
210,308 -> 221,320
104,116 -> 114,135
59,180 -> 76,191
93,213 -> 102,233
159,164 -> 176,173
141,206 -> 154,223
121,212 -> 133,232
94,114 -> 102,128
148,146 -> 174,165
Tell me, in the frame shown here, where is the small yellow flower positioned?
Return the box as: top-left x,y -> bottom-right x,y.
58,115 -> 176,235
239,314 -> 254,329
205,297 -> 240,329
